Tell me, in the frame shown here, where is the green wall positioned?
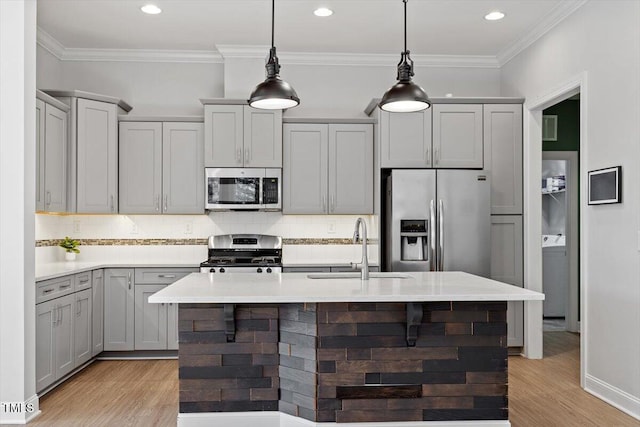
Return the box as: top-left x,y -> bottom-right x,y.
543,99 -> 580,151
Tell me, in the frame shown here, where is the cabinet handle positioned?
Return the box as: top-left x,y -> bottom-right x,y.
322,195 -> 326,212
164,195 -> 168,212
330,195 -> 335,213
43,288 -> 54,294
158,274 -> 176,278
245,148 -> 250,165
110,195 -> 114,212
128,272 -> 132,290
59,284 -> 71,290
77,299 -> 81,316
59,304 -> 63,324
53,305 -> 58,326
46,191 -> 51,206
155,195 -> 160,212
434,148 -> 439,165
236,147 -> 242,164
426,150 -> 430,164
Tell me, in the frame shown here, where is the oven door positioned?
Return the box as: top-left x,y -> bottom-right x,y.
206,168 -> 264,210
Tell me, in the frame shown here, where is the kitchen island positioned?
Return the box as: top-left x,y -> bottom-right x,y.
150,272 -> 544,427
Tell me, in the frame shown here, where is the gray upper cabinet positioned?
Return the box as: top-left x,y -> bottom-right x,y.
284,123 -> 373,214
283,123 -> 328,214
204,104 -> 282,167
36,98 -> 68,212
432,104 -> 483,168
104,269 -> 135,351
119,122 -> 204,214
119,122 -> 163,214
328,124 -> 374,214
484,104 -> 523,214
379,110 -> 432,168
163,122 -> 204,213
76,98 -> 118,213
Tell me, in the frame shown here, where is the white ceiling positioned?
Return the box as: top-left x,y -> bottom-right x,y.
37,0 -> 583,60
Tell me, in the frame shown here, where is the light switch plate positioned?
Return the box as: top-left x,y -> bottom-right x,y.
327,221 -> 336,234
73,220 -> 81,233
185,221 -> 193,235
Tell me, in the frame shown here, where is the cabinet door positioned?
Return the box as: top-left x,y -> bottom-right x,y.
379,110 -> 432,168
119,122 -> 162,214
283,124 -> 328,214
135,284 -> 168,350
484,104 -> 523,214
163,122 -> 204,214
76,98 -> 118,213
104,269 -> 135,351
36,299 -> 56,392
167,302 -> 179,351
433,104 -> 483,168
44,103 -> 68,212
36,99 -> 46,211
92,269 -> 104,356
55,294 -> 75,379
74,289 -> 92,367
490,215 -> 524,347
243,107 -> 282,167
328,124 -> 373,214
204,105 -> 243,167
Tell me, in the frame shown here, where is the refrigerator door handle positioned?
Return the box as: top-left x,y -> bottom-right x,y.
430,200 -> 436,271
438,199 -> 444,271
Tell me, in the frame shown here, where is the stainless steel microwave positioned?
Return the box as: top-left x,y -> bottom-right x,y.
205,168 -> 281,211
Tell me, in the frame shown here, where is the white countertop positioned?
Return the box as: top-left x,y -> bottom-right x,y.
148,271 -> 544,303
35,262 -> 198,281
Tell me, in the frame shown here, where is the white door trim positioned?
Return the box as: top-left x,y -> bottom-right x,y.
522,71 -> 587,385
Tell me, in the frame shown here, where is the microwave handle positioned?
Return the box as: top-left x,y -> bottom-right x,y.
259,177 -> 264,205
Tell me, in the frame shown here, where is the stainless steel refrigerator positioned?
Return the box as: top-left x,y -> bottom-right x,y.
384,169 -> 490,277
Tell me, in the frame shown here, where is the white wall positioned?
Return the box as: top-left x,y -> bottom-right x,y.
501,0 -> 640,417
0,0 -> 38,423
36,44 -> 62,88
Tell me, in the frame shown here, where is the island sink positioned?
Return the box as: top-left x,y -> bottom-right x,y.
307,272 -> 411,279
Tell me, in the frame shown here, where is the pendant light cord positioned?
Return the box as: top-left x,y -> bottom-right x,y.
403,0 -> 407,53
271,0 -> 275,48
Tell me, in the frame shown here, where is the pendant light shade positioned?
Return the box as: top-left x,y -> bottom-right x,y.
379,0 -> 430,113
249,0 -> 299,110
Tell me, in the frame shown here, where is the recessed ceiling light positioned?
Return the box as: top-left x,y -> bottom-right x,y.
484,11 -> 505,21
141,4 -> 162,15
314,7 -> 333,17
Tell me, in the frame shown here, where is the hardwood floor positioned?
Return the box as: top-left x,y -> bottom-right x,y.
22,333 -> 640,426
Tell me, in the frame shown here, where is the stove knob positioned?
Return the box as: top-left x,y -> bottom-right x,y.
266,267 -> 272,273
209,268 -> 215,273
257,268 -> 263,273
220,267 -> 225,273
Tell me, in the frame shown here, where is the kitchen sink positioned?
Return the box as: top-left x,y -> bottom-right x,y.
306,272 -> 412,279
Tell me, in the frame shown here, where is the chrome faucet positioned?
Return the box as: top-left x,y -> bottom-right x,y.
351,217 -> 369,280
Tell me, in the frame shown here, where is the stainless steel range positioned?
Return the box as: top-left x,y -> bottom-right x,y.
200,234 -> 282,274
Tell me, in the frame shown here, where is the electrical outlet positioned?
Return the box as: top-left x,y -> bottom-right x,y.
73,220 -> 81,233
327,221 -> 336,234
185,221 -> 193,235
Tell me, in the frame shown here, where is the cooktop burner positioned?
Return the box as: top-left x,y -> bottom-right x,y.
201,234 -> 283,268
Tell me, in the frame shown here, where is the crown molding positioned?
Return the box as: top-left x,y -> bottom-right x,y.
216,45 -> 499,68
36,27 -> 65,59
497,0 -> 589,67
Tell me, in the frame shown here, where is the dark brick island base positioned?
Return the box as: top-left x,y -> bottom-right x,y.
178,301 -> 508,423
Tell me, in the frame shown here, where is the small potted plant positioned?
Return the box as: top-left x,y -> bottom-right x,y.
59,236 -> 80,261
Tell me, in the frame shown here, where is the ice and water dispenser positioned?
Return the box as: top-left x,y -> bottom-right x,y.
400,220 -> 429,262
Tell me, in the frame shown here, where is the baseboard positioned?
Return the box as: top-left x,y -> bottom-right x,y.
97,350 -> 178,360
177,412 -> 511,427
585,374 -> 640,420
0,394 -> 40,424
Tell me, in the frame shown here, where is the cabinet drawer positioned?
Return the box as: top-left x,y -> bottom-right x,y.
75,272 -> 92,291
134,268 -> 197,284
36,275 -> 75,304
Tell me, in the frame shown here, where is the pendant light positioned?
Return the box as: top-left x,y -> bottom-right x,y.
248,0 -> 299,110
379,0 -> 430,113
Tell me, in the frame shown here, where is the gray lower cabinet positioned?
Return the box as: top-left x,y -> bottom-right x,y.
91,269 -> 104,356
432,104 -> 483,168
119,121 -> 204,214
283,266 -> 379,273
484,104 -> 523,214
135,284 -> 168,350
490,215 -> 524,347
35,292 -> 74,392
104,269 -> 135,351
73,289 -> 92,366
283,123 -> 373,214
